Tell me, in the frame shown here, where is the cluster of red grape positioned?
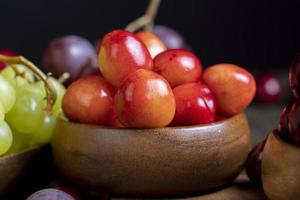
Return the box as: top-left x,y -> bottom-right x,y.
246,54 -> 300,184
60,29 -> 256,129
42,25 -> 189,84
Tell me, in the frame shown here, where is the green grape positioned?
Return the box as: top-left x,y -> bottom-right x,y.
0,65 -> 35,87
6,82 -> 46,134
0,66 -> 16,87
49,77 -> 65,114
0,102 -> 4,123
0,75 -> 16,113
0,121 -> 13,156
5,129 -> 32,154
29,113 -> 57,145
14,64 -> 35,82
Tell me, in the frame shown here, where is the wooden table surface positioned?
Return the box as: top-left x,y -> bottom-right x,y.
113,173 -> 267,200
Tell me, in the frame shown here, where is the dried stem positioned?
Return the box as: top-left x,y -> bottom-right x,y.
0,55 -> 57,113
125,0 -> 161,32
58,72 -> 70,84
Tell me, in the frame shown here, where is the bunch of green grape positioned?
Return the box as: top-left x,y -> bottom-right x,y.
0,65 -> 65,156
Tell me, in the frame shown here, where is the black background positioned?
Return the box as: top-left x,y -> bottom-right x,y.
0,0 -> 299,70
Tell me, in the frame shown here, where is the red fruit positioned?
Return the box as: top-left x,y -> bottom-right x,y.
62,75 -> 115,125
153,49 -> 202,87
246,139 -> 266,185
278,102 -> 293,136
0,49 -> 16,70
151,25 -> 188,49
215,115 -> 227,121
135,31 -> 167,58
115,69 -> 175,128
59,186 -> 81,200
98,30 -> 153,88
255,72 -> 281,104
42,35 -> 98,81
90,70 -> 102,77
107,100 -> 124,128
278,100 -> 300,146
203,64 -> 256,116
171,83 -> 216,126
289,53 -> 300,98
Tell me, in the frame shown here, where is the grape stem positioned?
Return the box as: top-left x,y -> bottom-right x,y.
0,55 -> 57,114
125,0 -> 161,32
58,72 -> 70,84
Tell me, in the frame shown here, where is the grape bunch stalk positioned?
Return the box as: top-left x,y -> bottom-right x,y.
0,54 -> 65,156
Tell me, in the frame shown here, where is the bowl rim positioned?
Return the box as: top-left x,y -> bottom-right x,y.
58,112 -> 245,131
0,144 -> 46,161
269,130 -> 300,150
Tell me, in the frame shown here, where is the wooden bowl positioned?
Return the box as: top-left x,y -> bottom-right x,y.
262,131 -> 300,200
0,145 -> 49,196
52,112 -> 251,197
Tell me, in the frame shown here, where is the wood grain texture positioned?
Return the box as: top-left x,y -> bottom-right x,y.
262,132 -> 300,200
113,173 -> 267,200
52,112 -> 251,197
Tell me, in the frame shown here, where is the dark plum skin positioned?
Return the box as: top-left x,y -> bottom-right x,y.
289,54 -> 300,98
246,139 -> 266,185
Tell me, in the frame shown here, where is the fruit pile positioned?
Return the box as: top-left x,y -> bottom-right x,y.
0,53 -> 65,156
246,54 -> 300,184
62,30 -> 256,128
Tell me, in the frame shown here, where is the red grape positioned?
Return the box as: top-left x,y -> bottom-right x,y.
255,72 -> 281,104
171,83 -> 216,126
26,188 -> 74,200
153,49 -> 202,87
278,102 -> 293,136
278,100 -> 300,146
203,64 -> 256,116
42,35 -> 98,81
98,30 -> 153,88
289,53 -> 300,98
115,69 -> 175,128
246,140 -> 266,185
151,25 -> 189,49
62,75 -> 115,125
0,49 -> 16,70
135,31 -> 166,58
